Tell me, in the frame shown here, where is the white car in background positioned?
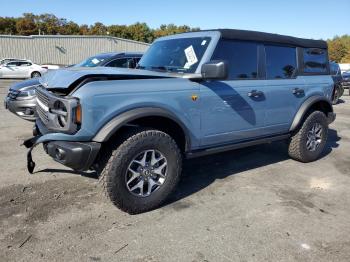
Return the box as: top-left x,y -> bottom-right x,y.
0,60 -> 47,79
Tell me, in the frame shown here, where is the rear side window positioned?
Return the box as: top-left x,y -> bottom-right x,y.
303,48 -> 327,74
265,45 -> 297,79
17,62 -> 31,66
212,40 -> 258,80
106,58 -> 129,68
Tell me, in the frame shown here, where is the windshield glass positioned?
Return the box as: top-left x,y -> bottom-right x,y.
74,54 -> 114,67
137,37 -> 211,73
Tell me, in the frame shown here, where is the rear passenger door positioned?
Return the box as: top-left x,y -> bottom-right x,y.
261,45 -> 305,134
199,40 -> 267,146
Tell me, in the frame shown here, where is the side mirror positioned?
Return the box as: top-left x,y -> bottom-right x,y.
201,60 -> 228,80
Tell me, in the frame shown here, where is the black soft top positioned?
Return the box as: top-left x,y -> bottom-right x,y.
208,29 -> 327,49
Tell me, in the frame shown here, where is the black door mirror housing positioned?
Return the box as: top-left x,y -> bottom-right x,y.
201,60 -> 228,80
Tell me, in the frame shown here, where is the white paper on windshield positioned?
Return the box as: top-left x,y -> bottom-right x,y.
184,45 -> 198,68
201,40 -> 207,46
91,58 -> 100,64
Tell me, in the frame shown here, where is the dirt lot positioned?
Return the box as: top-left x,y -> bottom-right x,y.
0,79 -> 349,262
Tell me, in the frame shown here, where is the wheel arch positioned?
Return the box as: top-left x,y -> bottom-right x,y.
93,107 -> 192,152
289,96 -> 333,132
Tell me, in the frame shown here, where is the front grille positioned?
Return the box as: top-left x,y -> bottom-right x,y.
36,87 -> 49,107
8,89 -> 19,100
36,101 -> 49,123
35,86 -> 50,123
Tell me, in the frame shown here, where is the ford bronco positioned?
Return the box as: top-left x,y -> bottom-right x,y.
24,29 -> 336,214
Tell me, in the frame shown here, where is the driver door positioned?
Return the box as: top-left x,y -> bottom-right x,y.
200,40 -> 267,147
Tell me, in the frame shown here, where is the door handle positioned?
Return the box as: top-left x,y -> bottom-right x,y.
248,90 -> 264,98
292,88 -> 304,95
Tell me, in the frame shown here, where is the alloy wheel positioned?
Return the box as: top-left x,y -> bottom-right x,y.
125,150 -> 168,197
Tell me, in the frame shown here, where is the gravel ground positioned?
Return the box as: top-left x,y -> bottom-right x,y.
0,79 -> 349,262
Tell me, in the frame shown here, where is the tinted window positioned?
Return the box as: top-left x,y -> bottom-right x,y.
6,62 -> 17,67
106,58 -> 129,68
212,40 -> 258,79
303,48 -> 327,73
265,45 -> 297,79
74,53 -> 115,67
17,61 -> 31,66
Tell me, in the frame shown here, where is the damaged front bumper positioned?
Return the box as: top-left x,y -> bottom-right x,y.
24,121 -> 101,174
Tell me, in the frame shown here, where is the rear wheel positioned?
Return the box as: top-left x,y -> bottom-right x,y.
31,71 -> 41,78
288,111 -> 328,162
99,129 -> 182,214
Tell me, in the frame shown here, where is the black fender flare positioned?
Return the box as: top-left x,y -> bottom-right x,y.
289,96 -> 333,132
92,107 -> 192,150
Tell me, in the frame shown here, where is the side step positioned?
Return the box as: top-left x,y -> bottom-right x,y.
186,134 -> 290,159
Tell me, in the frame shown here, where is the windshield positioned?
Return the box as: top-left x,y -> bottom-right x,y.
137,37 -> 211,73
74,54 -> 114,67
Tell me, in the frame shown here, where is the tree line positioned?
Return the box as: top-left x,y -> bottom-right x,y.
328,35 -> 350,63
0,13 -> 349,63
0,13 -> 199,43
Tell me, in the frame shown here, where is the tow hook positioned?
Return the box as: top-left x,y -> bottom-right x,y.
22,136 -> 41,174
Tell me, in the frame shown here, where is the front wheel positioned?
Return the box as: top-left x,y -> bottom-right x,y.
99,129 -> 182,214
31,71 -> 41,78
288,111 -> 328,162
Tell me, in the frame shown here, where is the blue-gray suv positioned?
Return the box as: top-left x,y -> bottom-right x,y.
24,29 -> 336,214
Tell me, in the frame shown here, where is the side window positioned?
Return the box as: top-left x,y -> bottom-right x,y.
6,62 -> 17,67
265,45 -> 297,79
303,48 -> 327,73
106,58 -> 128,68
18,62 -> 31,67
212,40 -> 258,80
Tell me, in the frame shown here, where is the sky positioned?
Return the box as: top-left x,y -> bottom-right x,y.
1,0 -> 349,40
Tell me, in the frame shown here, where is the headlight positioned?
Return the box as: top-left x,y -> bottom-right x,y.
52,101 -> 68,128
17,87 -> 36,99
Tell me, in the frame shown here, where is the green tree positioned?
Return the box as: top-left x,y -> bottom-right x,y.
328,39 -> 348,62
90,22 -> 107,35
108,25 -> 130,39
16,13 -> 37,35
0,17 -> 17,34
79,24 -> 90,35
127,22 -> 152,42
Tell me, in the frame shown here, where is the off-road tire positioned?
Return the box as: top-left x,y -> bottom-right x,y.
288,111 -> 328,162
99,129 -> 182,214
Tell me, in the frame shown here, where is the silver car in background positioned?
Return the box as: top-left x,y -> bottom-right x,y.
4,52 -> 143,121
0,60 -> 47,79
4,78 -> 40,121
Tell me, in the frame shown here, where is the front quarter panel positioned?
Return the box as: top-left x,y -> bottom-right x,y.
37,78 -> 202,149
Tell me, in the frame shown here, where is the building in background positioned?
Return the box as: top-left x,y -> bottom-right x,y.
0,35 -> 150,65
